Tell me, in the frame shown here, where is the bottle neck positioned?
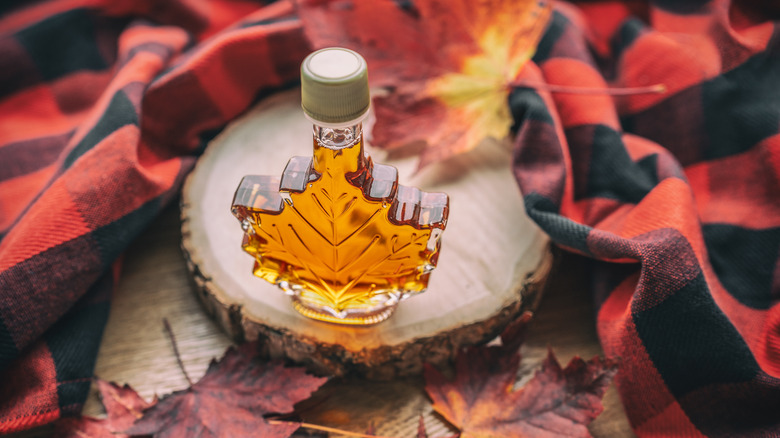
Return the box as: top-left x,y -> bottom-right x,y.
312,122 -> 367,175
312,122 -> 362,150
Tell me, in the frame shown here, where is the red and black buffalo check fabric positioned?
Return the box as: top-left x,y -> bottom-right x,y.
513,0 -> 780,436
0,0 -> 778,436
0,0 -> 309,432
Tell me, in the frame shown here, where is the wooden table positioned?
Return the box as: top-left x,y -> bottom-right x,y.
13,203 -> 634,437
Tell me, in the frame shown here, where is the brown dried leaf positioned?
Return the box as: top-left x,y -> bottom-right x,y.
125,343 -> 327,438
425,347 -> 619,438
54,380 -> 153,438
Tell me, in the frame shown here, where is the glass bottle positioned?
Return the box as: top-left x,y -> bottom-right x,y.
231,48 -> 449,325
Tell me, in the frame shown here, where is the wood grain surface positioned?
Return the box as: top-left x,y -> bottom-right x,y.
10,204 -> 634,438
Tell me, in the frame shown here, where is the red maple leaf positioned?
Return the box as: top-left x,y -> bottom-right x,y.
424,315 -> 619,438
124,342 -> 327,438
296,0 -> 552,169
54,380 -> 154,438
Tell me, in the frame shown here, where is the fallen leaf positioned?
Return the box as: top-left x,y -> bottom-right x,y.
424,347 -> 619,438
97,380 -> 156,431
296,0 -> 552,168
54,380 -> 153,438
295,0 -> 436,86
125,342 -> 327,438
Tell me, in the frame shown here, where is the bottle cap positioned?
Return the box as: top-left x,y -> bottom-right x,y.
301,47 -> 370,125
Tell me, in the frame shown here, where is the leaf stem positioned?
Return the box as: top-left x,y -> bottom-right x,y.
267,419 -> 401,438
163,318 -> 194,387
510,80 -> 667,95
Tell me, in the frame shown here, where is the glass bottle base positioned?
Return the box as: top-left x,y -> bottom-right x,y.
291,296 -> 398,325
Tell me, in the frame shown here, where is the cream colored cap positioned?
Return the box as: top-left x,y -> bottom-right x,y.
301,47 -> 370,124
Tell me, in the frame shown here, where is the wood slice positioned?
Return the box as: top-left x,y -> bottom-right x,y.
181,89 -> 551,379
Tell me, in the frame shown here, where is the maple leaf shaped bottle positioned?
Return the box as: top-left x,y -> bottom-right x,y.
231,48 -> 449,325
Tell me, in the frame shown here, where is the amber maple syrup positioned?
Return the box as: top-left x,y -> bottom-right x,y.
231,48 -> 449,325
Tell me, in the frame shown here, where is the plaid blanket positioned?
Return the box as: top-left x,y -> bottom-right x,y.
513,1 -> 780,435
0,0 -> 778,435
0,0 -> 308,432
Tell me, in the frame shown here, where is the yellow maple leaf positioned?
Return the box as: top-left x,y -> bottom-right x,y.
297,0 -> 552,168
